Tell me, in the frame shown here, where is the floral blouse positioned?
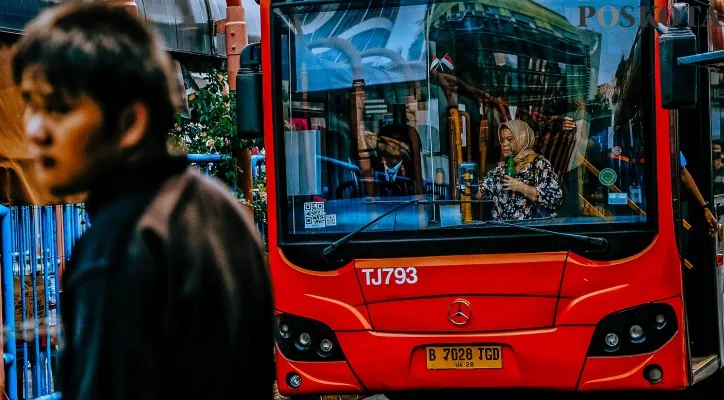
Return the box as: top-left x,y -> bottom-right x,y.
480,155 -> 563,220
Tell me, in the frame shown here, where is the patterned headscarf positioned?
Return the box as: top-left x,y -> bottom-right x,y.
498,120 -> 537,171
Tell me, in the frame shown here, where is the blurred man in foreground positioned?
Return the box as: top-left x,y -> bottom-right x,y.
12,3 -> 274,399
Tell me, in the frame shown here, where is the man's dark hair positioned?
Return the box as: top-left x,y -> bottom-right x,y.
12,2 -> 180,143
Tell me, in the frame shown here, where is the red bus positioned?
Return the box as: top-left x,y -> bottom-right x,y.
237,0 -> 724,397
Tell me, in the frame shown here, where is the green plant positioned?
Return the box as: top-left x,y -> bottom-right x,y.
169,66 -> 267,226
242,173 -> 267,223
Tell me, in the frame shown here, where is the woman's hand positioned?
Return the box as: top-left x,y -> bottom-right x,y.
705,207 -> 717,237
502,176 -> 523,192
502,176 -> 537,201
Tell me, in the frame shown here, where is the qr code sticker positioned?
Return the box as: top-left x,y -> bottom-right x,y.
325,214 -> 337,226
304,202 -> 326,228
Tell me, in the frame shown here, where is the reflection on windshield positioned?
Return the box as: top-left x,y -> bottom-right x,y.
275,0 -> 651,235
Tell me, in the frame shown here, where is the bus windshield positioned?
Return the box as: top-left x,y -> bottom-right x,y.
273,0 -> 653,237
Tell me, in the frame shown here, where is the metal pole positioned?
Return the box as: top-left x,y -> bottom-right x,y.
54,205 -> 64,310
0,205 -> 18,400
226,0 -> 254,202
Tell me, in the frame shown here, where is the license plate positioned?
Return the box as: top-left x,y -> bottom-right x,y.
425,345 -> 502,370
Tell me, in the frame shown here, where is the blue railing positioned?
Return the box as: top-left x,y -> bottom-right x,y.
1,204 -> 87,400
187,153 -> 236,193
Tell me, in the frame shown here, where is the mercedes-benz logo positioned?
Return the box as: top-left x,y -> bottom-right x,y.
448,299 -> 472,326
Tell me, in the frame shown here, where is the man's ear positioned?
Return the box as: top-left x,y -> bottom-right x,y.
118,102 -> 150,150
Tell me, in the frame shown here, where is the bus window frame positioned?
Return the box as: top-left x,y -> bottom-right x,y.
268,0 -> 660,267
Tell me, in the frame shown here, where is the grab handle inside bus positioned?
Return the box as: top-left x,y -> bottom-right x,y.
658,2 -> 698,109
236,42 -> 263,138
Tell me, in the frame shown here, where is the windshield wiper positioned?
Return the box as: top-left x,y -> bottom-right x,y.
485,219 -> 608,251
321,199 -> 489,258
321,199 -> 421,258
320,198 -> 607,258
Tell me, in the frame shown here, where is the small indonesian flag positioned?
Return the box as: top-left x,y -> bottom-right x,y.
441,53 -> 454,70
430,55 -> 440,71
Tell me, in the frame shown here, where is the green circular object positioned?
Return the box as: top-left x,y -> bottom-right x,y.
599,168 -> 617,186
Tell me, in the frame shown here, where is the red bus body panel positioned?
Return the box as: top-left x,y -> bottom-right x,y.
271,240 -> 686,393
261,0 -> 692,395
357,253 -> 566,332
556,238 -> 683,326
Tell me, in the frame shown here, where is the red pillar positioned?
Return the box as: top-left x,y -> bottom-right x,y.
226,0 -> 247,91
226,0 -> 253,202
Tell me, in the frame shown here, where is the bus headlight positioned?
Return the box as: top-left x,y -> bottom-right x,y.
320,339 -> 333,353
644,364 -> 663,384
297,332 -> 311,349
604,333 -> 620,352
286,372 -> 302,389
586,303 -> 677,357
655,314 -> 666,329
279,323 -> 290,339
629,325 -> 645,343
275,313 -> 345,362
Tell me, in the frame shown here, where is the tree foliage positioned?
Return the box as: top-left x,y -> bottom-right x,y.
168,67 -> 267,226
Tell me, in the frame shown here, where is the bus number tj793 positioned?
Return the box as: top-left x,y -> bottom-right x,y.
361,267 -> 418,285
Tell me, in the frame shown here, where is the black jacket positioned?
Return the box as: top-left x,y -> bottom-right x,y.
58,154 -> 274,399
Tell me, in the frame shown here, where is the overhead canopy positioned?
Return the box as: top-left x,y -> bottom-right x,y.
0,0 -> 262,57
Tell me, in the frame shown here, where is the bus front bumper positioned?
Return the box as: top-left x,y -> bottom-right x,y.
275,325 -> 687,396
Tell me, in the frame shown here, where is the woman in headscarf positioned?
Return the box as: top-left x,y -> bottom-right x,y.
478,120 -> 563,220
